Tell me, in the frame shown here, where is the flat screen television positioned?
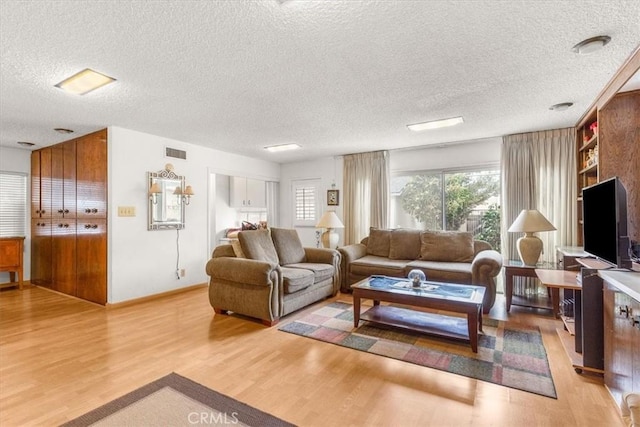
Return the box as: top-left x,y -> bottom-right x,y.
582,177 -> 632,269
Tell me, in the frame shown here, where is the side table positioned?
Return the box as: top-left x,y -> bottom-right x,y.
503,260 -> 556,313
0,236 -> 25,289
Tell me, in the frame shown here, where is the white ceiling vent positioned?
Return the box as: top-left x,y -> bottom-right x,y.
165,147 -> 186,160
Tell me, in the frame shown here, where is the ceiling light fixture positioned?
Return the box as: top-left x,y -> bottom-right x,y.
407,116 -> 464,132
54,68 -> 116,95
54,128 -> 74,134
17,141 -> 35,147
571,36 -> 611,54
264,143 -> 301,152
549,102 -> 574,111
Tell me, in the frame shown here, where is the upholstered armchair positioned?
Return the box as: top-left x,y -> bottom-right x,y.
205,228 -> 341,326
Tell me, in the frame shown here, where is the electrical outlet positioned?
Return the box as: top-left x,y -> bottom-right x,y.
117,206 -> 136,217
180,269 -> 186,277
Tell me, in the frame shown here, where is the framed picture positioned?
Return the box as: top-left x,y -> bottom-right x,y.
327,189 -> 339,206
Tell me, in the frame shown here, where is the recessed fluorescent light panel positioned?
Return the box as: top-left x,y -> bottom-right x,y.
264,143 -> 301,153
54,68 -> 116,95
407,116 -> 464,132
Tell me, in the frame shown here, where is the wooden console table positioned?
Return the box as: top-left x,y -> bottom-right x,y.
537,261 -> 606,375
0,236 -> 25,290
535,269 -> 581,319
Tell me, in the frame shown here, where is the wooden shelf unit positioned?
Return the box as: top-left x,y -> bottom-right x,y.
576,110 -> 599,247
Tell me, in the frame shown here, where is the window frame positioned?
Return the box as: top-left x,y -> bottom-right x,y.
291,178 -> 321,227
0,171 -> 28,238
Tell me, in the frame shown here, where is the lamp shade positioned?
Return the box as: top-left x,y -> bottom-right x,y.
184,185 -> 194,196
316,211 -> 344,229
507,210 -> 556,233
149,182 -> 162,194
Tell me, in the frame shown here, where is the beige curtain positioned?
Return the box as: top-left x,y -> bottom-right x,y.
265,181 -> 279,228
501,128 -> 577,294
343,151 -> 390,245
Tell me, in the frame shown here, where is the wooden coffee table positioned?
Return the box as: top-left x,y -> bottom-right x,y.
351,276 -> 486,352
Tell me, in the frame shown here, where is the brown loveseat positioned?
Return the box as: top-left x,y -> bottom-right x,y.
205,228 -> 341,326
338,228 -> 502,313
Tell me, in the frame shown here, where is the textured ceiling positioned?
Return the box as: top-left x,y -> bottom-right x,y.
1,1 -> 639,163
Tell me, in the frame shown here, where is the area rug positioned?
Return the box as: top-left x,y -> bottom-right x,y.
279,302 -> 557,399
61,372 -> 295,426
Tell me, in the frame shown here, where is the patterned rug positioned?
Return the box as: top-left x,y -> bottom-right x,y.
61,373 -> 295,426
279,302 -> 557,399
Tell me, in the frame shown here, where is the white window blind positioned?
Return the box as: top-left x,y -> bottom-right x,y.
293,179 -> 320,226
0,172 -> 27,237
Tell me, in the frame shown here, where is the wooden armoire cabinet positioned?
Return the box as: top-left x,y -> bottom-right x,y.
30,129 -> 108,304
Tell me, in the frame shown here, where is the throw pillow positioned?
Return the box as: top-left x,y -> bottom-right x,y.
238,229 -> 279,264
271,228 -> 307,265
230,239 -> 245,258
389,229 -> 421,260
420,230 -> 475,262
367,227 -> 391,257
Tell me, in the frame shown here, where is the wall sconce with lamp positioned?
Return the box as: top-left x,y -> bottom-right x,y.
147,163 -> 194,230
149,182 -> 162,204
173,185 -> 195,205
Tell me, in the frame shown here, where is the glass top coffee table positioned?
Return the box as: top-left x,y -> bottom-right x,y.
351,275 -> 486,352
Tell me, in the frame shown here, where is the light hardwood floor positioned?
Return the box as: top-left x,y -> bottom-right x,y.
0,285 -> 624,426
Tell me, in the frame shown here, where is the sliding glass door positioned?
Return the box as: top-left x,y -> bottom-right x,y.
391,168 -> 500,250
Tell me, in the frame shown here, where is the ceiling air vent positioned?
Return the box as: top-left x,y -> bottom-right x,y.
165,147 -> 186,160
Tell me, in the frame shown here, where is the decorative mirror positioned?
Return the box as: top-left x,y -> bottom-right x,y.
148,164 -> 186,230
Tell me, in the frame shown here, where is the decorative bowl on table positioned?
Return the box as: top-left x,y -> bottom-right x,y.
407,269 -> 426,288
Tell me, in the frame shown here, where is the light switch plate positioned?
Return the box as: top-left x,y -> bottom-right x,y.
118,206 -> 136,217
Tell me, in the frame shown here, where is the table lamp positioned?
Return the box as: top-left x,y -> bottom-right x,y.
316,211 -> 344,249
508,209 -> 556,266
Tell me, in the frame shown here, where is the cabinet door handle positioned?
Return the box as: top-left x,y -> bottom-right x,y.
41,210 -> 45,214
36,209 -> 40,214
64,209 -> 69,214
58,209 -> 64,213
40,223 -> 46,227
91,208 -> 98,213
91,224 -> 98,229
63,223 -> 69,228
85,208 -> 91,213
58,224 -> 64,228
248,200 -> 251,205
85,224 -> 91,229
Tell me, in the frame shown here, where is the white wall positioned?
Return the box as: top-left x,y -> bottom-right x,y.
0,146 -> 32,283
108,126 -> 279,303
390,137 -> 501,172
280,156 -> 344,247
279,138 -> 502,246
214,175 -> 235,244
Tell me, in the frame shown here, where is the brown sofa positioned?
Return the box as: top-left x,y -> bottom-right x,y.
205,228 -> 341,326
338,228 -> 502,313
